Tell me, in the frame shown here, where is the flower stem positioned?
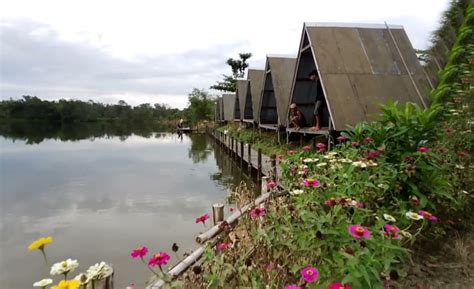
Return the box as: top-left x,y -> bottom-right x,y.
39,248 -> 49,276
140,257 -> 161,279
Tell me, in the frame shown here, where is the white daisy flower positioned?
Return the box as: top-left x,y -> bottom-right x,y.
383,214 -> 397,222
50,259 -> 79,275
405,211 -> 423,221
33,279 -> 53,287
290,189 -> 304,196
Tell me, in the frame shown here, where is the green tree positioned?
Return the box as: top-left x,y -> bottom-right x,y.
210,53 -> 252,92
186,88 -> 215,123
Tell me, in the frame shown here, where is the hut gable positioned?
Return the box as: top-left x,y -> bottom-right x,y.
290,23 -> 431,131
236,79 -> 252,121
247,69 -> 265,122
259,56 -> 297,128
222,94 -> 236,122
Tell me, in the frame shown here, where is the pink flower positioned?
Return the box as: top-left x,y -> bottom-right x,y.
277,155 -> 284,161
348,225 -> 372,239
217,243 -> 231,251
337,135 -> 348,142
250,207 -> 267,219
325,198 -> 337,206
285,285 -> 302,289
404,156 -> 415,162
383,224 -> 401,239
287,150 -> 297,155
419,210 -> 439,222
302,145 -> 311,151
229,207 -> 234,213
366,150 -> 380,159
316,143 -> 326,152
329,283 -> 352,289
148,252 -> 170,267
267,180 -> 278,190
301,266 -> 319,283
195,213 -> 210,224
131,246 -> 148,259
417,146 -> 429,153
351,141 -> 359,148
363,137 -> 374,144
303,178 -> 320,187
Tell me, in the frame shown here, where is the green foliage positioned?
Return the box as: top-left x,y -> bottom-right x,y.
186,88 -> 215,123
0,96 -> 181,123
210,53 -> 252,92
190,3 -> 473,287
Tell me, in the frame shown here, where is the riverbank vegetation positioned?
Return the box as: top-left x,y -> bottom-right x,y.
0,88 -> 215,125
176,2 -> 472,288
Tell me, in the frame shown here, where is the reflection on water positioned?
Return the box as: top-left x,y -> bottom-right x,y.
0,124 -> 258,289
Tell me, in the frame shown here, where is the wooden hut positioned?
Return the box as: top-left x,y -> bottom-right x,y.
288,23 -> 431,137
223,93 -> 236,122
248,69 -> 266,124
214,97 -> 224,122
236,79 -> 253,123
259,55 -> 297,130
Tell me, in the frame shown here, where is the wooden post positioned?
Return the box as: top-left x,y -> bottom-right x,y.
257,148 -> 262,180
261,176 -> 269,194
270,154 -> 277,180
247,143 -> 252,174
212,203 -> 224,225
240,141 -> 244,167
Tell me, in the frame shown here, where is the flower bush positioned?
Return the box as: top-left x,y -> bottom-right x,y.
28,236 -> 113,289
183,5 -> 472,285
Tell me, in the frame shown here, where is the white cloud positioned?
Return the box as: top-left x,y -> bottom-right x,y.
0,0 -> 450,108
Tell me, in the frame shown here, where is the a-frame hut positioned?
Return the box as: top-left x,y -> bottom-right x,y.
223,93 -> 236,122
233,85 -> 242,121
215,97 -> 224,122
236,79 -> 253,123
259,56 -> 297,130
248,69 -> 266,124
288,23 -> 431,135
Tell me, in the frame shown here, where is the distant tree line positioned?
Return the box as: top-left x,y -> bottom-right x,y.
0,89 -> 215,124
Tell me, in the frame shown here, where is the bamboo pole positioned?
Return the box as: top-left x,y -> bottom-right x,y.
212,203 -> 224,225
240,141 -> 244,167
270,154 -> 277,180
257,149 -> 262,180
247,143 -> 252,174
196,192 -> 271,244
146,239 -> 218,289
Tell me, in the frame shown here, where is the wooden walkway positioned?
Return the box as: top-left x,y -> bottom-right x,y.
209,129 -> 283,180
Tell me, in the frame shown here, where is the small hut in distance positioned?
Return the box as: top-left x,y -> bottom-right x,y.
223,93 -> 236,122
288,22 -> 431,136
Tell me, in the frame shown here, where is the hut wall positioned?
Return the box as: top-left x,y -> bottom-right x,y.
260,73 -> 278,124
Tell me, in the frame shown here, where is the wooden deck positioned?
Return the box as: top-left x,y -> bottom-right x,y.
210,130 -> 282,180
259,123 -> 279,131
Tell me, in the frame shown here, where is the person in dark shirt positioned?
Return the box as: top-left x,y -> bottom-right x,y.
289,103 -> 306,130
308,70 -> 324,131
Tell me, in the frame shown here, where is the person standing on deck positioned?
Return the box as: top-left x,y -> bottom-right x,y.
308,70 -> 325,131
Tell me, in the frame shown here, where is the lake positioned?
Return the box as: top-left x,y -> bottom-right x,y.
0,123 -> 258,288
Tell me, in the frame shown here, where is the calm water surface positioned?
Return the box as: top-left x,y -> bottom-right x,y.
0,128 -> 258,288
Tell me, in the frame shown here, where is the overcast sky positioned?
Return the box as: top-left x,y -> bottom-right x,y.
0,0 -> 449,109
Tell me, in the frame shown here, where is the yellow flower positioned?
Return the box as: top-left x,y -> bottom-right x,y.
51,280 -> 81,289
28,236 -> 53,251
